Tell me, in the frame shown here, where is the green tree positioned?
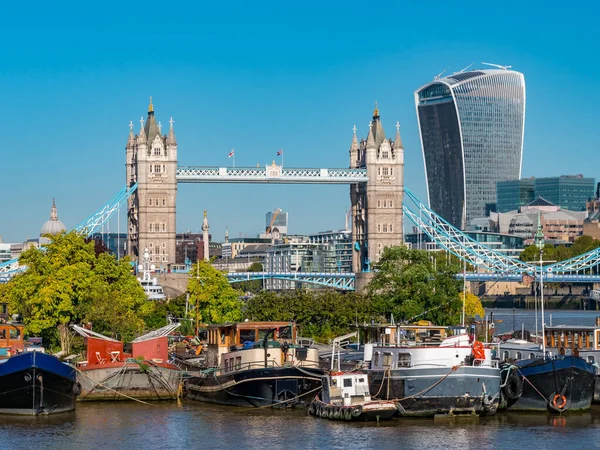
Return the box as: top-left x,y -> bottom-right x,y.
187,260 -> 243,331
367,246 -> 462,325
459,292 -> 485,319
2,232 -> 148,353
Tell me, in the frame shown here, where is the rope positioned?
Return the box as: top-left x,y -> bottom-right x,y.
75,366 -> 155,405
517,368 -> 549,403
395,365 -> 462,402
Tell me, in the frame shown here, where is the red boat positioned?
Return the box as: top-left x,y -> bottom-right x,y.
72,324 -> 181,401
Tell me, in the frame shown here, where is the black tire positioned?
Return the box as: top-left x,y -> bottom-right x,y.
503,370 -> 523,401
320,404 -> 328,418
333,406 -> 341,420
72,382 -> 82,396
344,408 -> 352,421
351,405 -> 362,418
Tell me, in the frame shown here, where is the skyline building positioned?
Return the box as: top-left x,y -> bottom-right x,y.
415,67 -> 526,229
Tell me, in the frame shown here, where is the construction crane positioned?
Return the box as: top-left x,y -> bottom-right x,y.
266,208 -> 282,234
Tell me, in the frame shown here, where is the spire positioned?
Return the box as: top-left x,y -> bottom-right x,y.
167,117 -> 176,145
373,101 -> 379,118
366,120 -> 375,149
138,116 -> 147,142
349,125 -> 359,153
202,210 -> 209,231
371,103 -> 386,148
127,121 -> 135,147
144,98 -> 161,143
394,121 -> 404,150
225,226 -> 229,243
50,198 -> 58,221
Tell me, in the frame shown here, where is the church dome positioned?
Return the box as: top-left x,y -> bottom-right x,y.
40,199 -> 66,237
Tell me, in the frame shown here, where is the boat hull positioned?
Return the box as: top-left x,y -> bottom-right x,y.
505,356 -> 596,412
0,352 -> 78,415
309,397 -> 397,421
368,366 -> 501,417
77,361 -> 181,401
185,366 -> 324,408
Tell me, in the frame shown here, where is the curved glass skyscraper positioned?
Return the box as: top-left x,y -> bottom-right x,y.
415,69 -> 525,229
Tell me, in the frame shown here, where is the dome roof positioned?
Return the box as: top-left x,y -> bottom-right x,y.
40,199 -> 66,237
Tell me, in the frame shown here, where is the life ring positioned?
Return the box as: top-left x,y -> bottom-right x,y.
472,341 -> 485,361
551,393 -> 568,411
351,405 -> 362,418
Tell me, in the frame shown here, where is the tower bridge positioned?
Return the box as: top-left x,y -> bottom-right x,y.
3,99 -> 600,290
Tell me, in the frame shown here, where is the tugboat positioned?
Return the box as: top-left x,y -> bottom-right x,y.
184,321 -> 324,408
365,324 -> 501,417
309,372 -> 397,422
72,323 -> 181,401
309,334 -> 396,421
0,317 -> 79,415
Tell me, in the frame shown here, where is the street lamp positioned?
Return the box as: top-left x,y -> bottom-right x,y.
533,214 -> 546,354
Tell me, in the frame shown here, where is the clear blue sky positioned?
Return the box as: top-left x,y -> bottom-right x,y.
2,1 -> 599,243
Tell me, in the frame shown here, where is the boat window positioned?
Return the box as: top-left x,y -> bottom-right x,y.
258,329 -> 272,341
343,378 -> 352,388
224,358 -> 230,372
503,351 -> 509,360
0,329 -> 5,339
9,329 -> 19,340
278,326 -> 292,340
240,329 -> 255,343
529,353 -> 536,359
358,378 -> 364,383
515,352 -> 522,360
382,352 -> 393,367
373,352 -> 380,366
235,357 -> 241,370
588,356 -> 595,364
397,353 -> 411,368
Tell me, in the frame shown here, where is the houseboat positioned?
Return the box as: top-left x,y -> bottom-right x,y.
499,322 -> 599,411
184,321 -> 324,408
364,324 -> 501,417
72,323 -> 181,401
0,318 -> 79,415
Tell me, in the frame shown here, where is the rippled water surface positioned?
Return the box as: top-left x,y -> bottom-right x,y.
2,401 -> 600,450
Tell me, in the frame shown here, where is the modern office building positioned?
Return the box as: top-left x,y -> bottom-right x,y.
534,175 -> 595,211
265,210 -> 288,235
496,178 -> 535,213
415,68 -> 526,228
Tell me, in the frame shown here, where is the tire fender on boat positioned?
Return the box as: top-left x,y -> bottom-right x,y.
344,408 -> 353,421
333,406 -> 341,420
72,382 -> 82,396
351,405 -> 362,418
503,370 -> 523,401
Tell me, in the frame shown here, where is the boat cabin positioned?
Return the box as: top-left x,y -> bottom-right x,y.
358,322 -> 447,347
0,320 -> 25,357
322,373 -> 371,407
205,321 -> 319,373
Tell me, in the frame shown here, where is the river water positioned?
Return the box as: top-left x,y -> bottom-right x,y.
3,310 -> 600,450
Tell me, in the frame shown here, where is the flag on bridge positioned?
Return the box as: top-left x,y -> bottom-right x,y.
277,149 -> 283,156
228,149 -> 235,158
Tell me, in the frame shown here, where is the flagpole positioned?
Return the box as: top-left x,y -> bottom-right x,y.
281,149 -> 284,169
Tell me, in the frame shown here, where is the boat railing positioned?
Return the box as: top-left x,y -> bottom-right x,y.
216,357 -> 320,376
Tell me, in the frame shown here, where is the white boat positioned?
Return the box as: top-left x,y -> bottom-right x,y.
137,248 -> 166,301
364,324 -> 501,417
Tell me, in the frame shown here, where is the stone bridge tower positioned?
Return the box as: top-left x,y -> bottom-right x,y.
126,98 -> 178,269
350,105 -> 404,290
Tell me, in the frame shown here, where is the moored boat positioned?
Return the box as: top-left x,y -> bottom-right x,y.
309,372 -> 397,422
184,321 -> 324,408
365,325 -> 501,417
0,320 -> 79,415
72,324 -> 181,401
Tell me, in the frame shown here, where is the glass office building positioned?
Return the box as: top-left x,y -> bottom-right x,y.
534,175 -> 595,211
415,69 -> 526,228
496,178 -> 535,212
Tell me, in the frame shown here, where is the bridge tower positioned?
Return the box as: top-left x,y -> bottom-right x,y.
350,105 -> 404,290
126,98 -> 178,269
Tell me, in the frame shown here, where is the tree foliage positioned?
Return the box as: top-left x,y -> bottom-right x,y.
244,290 -> 376,342
1,232 -> 150,352
187,260 -> 243,326
460,292 -> 485,319
366,246 -> 463,325
520,235 -> 600,263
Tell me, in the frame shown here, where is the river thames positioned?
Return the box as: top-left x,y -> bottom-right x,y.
3,309 -> 600,450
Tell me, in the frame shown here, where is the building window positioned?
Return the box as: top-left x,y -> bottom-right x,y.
382,224 -> 388,233
377,200 -> 381,208
162,199 -> 166,206
390,168 -> 394,176
377,224 -> 381,233
149,242 -> 153,248
382,150 -> 389,159
162,223 -> 166,232
377,168 -> 381,176
389,224 -> 393,233
148,198 -> 152,206
162,242 -> 166,248
382,167 -> 389,176
390,200 -> 394,208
